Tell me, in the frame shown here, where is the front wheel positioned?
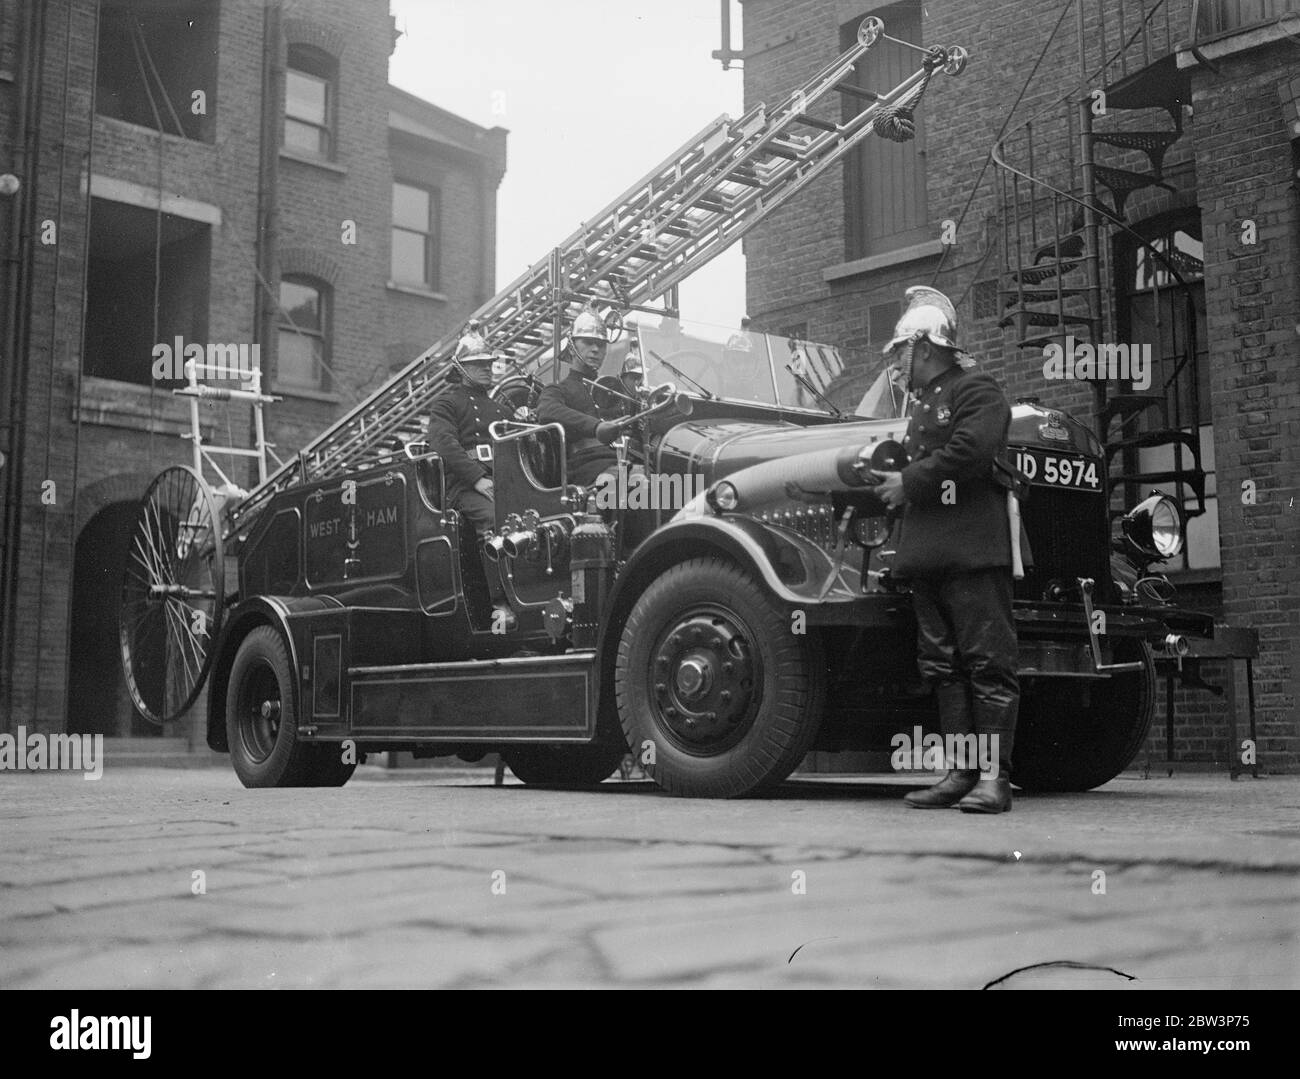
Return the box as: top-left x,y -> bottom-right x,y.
225,626 -> 355,788
615,557 -> 825,797
1011,640 -> 1156,792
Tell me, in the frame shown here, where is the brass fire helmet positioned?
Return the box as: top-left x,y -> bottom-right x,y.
451,324 -> 498,381
881,285 -> 972,388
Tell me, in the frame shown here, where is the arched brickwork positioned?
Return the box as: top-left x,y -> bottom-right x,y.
278,247 -> 342,288
281,18 -> 349,61
75,471 -> 157,536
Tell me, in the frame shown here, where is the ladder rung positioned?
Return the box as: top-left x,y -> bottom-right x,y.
725,171 -> 765,189
792,113 -> 839,133
761,142 -> 804,161
196,445 -> 265,458
834,82 -> 880,102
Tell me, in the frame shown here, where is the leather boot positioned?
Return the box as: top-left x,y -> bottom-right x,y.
904,681 -> 978,809
958,698 -> 1017,814
904,767 -> 979,808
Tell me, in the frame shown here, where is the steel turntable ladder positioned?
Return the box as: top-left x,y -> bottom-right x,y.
226,16 -> 967,537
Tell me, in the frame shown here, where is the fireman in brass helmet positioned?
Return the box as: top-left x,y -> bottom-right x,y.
426,323 -> 513,536
537,306 -> 635,488
870,286 -> 1020,814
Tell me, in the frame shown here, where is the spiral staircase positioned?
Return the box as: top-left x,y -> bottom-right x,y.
993,0 -> 1207,522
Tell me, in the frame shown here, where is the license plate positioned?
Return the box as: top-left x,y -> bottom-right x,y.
1013,448 -> 1101,491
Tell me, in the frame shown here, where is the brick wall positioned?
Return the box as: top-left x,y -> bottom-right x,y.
1190,37 -> 1300,770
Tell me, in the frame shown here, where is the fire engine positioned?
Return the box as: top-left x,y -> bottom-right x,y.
119,18 -> 1211,796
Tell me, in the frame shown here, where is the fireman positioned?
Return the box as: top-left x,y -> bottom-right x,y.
425,324 -> 514,537
870,286 -> 1020,814
537,306 -> 635,488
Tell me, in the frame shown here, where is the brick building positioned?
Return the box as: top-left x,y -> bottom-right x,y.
739,0 -> 1298,769
0,0 -> 506,745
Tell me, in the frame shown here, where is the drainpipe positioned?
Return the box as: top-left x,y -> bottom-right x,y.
0,0 -> 47,725
256,1 -> 282,488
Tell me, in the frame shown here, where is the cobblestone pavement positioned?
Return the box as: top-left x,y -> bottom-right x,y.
1,767 -> 1297,988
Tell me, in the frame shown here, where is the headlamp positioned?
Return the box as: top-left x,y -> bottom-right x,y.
1121,493 -> 1184,562
706,481 -> 739,513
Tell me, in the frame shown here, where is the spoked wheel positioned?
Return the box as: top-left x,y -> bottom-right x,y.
119,465 -> 226,725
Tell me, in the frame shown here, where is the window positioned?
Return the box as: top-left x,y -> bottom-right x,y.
83,198 -> 210,387
284,46 -> 335,157
391,182 -> 439,289
1117,212 -> 1218,571
95,1 -> 217,142
277,276 -> 330,391
1198,0 -> 1300,36
841,2 -> 928,258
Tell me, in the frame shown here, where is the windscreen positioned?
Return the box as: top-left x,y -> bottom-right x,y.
631,315 -> 848,413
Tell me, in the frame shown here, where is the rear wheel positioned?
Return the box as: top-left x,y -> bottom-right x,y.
1012,641 -> 1156,792
225,626 -> 355,788
615,557 -> 825,798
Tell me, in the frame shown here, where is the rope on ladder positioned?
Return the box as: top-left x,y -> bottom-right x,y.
872,54 -> 940,143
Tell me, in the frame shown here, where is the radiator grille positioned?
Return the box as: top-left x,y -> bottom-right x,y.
1017,484 -> 1111,603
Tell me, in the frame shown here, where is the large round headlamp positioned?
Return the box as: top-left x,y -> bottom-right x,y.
1121,493 -> 1184,561
706,480 -> 739,514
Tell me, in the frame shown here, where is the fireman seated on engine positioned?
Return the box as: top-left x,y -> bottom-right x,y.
425,324 -> 514,537
537,306 -> 636,491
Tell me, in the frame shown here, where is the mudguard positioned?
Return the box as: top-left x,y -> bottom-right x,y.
205,594 -> 342,752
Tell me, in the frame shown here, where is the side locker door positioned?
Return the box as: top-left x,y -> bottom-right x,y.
409,456 -> 459,616
287,608 -> 351,740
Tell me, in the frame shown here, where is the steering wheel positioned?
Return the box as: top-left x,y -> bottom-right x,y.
491,375 -> 538,421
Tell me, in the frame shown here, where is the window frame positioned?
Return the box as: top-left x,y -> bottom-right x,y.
276,274 -> 331,393
390,180 -> 440,291
284,45 -> 337,159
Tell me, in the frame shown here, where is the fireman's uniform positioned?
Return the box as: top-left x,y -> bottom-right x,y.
894,361 -> 1019,723
881,286 -> 1020,814
537,307 -> 623,488
425,376 -> 513,535
536,371 -> 618,487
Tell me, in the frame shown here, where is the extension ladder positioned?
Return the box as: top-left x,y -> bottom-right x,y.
226,16 -> 966,536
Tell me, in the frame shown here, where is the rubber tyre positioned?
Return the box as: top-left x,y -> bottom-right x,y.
1011,640 -> 1157,792
615,557 -> 825,798
504,738 -> 627,789
302,744 -> 357,787
226,626 -> 322,788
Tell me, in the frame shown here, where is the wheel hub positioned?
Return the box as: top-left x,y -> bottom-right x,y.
652,611 -> 754,746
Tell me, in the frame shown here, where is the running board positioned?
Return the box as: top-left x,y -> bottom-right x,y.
347,652 -> 597,741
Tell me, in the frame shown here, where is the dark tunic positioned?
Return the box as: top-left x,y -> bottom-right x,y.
425,379 -> 513,496
536,370 -> 617,486
892,362 -> 1012,579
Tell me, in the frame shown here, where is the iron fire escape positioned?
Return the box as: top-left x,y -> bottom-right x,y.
993,0 -> 1207,523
